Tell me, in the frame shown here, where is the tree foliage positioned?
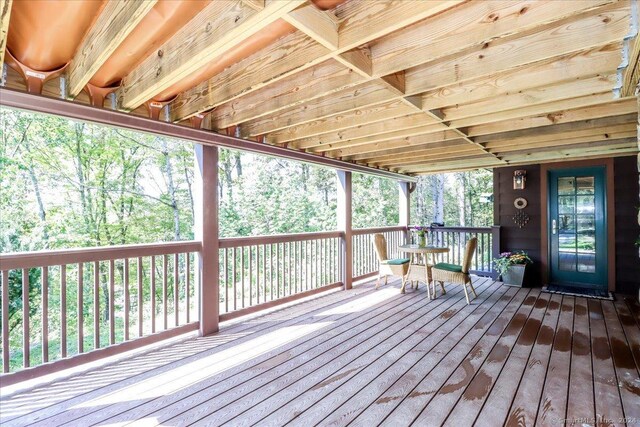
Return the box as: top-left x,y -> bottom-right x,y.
0,107 -> 492,371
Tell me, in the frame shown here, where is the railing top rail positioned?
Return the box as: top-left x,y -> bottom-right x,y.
0,240 -> 202,271
419,226 -> 495,233
352,226 -> 406,235
219,230 -> 343,248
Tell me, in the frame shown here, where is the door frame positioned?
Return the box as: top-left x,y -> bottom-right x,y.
540,158 -> 616,291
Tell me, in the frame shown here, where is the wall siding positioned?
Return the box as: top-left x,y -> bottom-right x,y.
493,157 -> 639,294
614,156 -> 640,295
493,165 -> 542,286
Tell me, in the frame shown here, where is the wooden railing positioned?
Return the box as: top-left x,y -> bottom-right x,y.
425,226 -> 500,276
352,226 -> 408,281
0,225 -> 499,382
218,231 -> 343,320
0,241 -> 201,376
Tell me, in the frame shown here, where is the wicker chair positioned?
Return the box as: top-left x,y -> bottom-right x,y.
372,233 -> 410,290
431,237 -> 478,304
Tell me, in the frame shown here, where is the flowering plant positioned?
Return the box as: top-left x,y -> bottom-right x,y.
493,251 -> 532,276
410,225 -> 428,237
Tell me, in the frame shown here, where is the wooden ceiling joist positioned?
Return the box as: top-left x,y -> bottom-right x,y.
405,2 -> 631,95
289,112 -> 433,150
325,130 -> 461,158
0,0 -> 11,67
170,0 -> 465,123
267,100 -> 415,144
467,97 -> 638,137
371,0 -> 617,78
2,0 -> 637,175
118,0 -> 306,110
421,43 -> 622,111
473,113 -> 638,143
67,0 -> 157,98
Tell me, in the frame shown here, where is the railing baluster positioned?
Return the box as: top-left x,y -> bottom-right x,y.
108,260 -> 115,345
137,257 -> 143,337
2,270 -> 9,372
241,247 -> 245,308
23,268 -> 30,367
151,256 -> 156,333
42,266 -> 48,363
249,246 -> 254,307
223,248 -> 228,314
256,245 -> 260,304
78,263 -> 84,353
231,248 -> 236,311
174,253 -> 179,327
93,261 -> 100,349
277,244 -> 281,299
124,259 -> 130,341
270,244 -> 274,302
60,265 -> 67,358
185,253 -> 190,323
162,254 -> 168,331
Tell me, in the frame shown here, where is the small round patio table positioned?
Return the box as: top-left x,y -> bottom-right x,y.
398,244 -> 450,297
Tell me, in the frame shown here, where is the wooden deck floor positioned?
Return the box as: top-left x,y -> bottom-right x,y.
1,278 -> 639,427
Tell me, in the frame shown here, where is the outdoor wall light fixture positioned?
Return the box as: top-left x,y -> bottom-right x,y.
513,170 -> 527,190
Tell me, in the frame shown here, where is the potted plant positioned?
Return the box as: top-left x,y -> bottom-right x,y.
411,226 -> 427,247
493,251 -> 533,287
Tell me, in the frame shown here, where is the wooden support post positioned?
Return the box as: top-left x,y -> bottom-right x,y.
194,144 -> 219,335
399,181 -> 411,243
337,170 -> 353,290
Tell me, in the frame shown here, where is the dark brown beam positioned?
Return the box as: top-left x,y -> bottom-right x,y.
0,88 -> 416,182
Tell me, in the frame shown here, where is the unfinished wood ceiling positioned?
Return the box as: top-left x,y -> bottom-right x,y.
1,0 -> 639,175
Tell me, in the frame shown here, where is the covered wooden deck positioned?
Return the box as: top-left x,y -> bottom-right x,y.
1,278 -> 639,427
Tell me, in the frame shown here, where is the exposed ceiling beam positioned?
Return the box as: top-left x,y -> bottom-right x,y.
170,0 -> 465,122
622,34 -> 640,96
241,82 -> 396,137
209,61 -> 360,130
0,0 -> 12,67
371,0 -> 617,77
466,97 -> 638,136
325,130 -> 461,158
295,114 -> 443,151
438,74 -> 618,122
268,101 -> 415,144
474,113 -> 638,143
67,0 -> 157,98
421,44 -> 621,110
450,93 -> 617,129
171,31 -> 331,122
405,2 -> 630,95
283,3 -> 339,50
0,88 -> 416,182
118,0 -> 306,110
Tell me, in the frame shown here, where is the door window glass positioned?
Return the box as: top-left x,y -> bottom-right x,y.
557,175 -> 596,274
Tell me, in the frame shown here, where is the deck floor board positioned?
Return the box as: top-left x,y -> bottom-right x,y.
1,280 -> 638,427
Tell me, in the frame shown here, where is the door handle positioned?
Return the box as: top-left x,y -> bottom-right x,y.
552,219 -> 557,235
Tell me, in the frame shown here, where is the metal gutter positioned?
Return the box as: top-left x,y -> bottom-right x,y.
0,88 -> 416,182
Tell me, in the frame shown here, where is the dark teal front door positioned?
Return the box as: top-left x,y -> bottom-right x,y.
548,167 -> 607,289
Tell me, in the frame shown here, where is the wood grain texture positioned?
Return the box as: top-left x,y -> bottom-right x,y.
2,280 -> 637,426
372,0 -> 616,77
67,0 -> 157,97
405,2 -> 630,95
119,0 -> 305,109
0,0 -> 11,67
